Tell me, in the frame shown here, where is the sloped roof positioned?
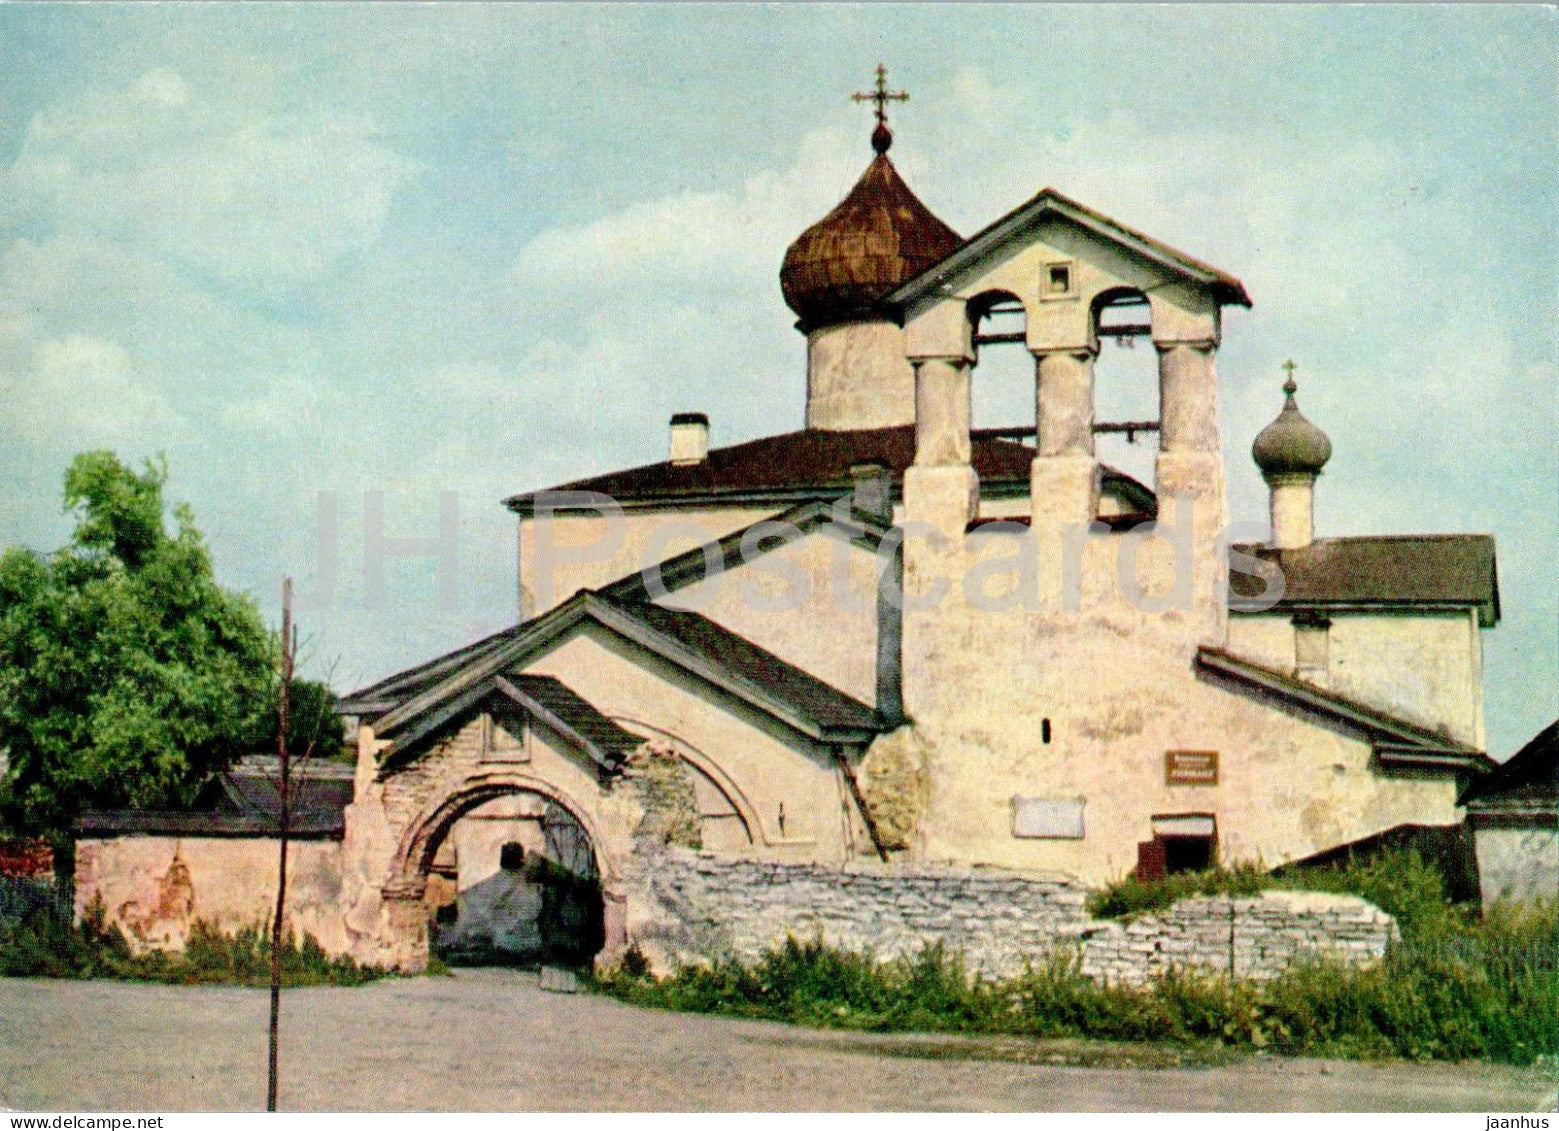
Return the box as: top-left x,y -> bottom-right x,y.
343,590 -> 882,747
504,425 -> 1157,516
1195,646 -> 1492,775
885,187 -> 1251,310
1460,720 -> 1557,811
619,600 -> 878,736
77,757 -> 355,840
504,674 -> 644,766
212,757 -> 355,825
1229,535 -> 1499,626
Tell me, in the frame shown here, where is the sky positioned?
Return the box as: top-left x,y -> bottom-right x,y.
0,4 -> 1553,755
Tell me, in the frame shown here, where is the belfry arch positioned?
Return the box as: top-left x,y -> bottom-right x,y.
1090,286 -> 1161,488
967,288 -> 1034,435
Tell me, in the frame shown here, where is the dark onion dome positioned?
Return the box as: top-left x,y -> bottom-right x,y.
1253,375 -> 1333,479
780,132 -> 961,331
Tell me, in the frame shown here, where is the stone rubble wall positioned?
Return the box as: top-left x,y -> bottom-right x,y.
631,848 -> 1395,983
1078,890 -> 1397,985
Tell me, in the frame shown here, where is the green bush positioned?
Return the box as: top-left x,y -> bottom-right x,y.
0,899 -> 386,987
1087,862 -> 1271,919
597,891 -> 1559,1066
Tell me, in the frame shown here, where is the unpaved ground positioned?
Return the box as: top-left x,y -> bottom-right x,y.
0,969 -> 1553,1112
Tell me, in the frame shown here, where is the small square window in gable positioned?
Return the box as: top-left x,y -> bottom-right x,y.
480,710 -> 530,763
1043,261 -> 1075,300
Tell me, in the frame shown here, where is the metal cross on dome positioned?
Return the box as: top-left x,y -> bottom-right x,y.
852,64 -> 908,126
1282,358 -> 1299,394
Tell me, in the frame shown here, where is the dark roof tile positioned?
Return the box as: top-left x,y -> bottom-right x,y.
505,425 -> 1154,514
1461,720 -> 1557,808
604,597 -> 879,737
501,674 -> 642,763
1230,535 -> 1498,626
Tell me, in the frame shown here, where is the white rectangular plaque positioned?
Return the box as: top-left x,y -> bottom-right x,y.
1012,796 -> 1085,839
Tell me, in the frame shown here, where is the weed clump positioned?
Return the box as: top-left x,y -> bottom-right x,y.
0,897 -> 386,987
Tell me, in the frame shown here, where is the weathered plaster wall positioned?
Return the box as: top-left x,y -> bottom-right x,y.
625,848 -> 1394,983
1473,825 -> 1559,906
660,525 -> 885,708
73,835 -> 347,954
806,321 -> 915,430
527,625 -> 866,860
894,524 -> 1461,885
1227,610 -> 1484,746
519,506 -> 781,617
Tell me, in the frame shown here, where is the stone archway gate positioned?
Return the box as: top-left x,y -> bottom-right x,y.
339,688 -> 667,971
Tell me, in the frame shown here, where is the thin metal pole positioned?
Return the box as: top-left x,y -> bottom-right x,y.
266,579 -> 293,1112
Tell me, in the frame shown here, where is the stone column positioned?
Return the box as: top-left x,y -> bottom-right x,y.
599,884 -> 630,965
1153,337 -> 1228,646
381,882 -> 430,972
1031,347 -> 1099,529
904,356 -> 979,536
913,357 -> 973,467
1034,347 -> 1095,458
1157,339 -> 1220,453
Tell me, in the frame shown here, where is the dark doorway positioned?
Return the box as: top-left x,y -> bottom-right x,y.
1162,834 -> 1215,875
428,794 -> 603,968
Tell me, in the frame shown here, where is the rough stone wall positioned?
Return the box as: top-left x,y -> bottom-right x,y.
623,741 -> 701,849
626,848 -> 1395,984
628,848 -> 1089,975
1078,890 -> 1396,985
857,726 -> 931,851
377,717 -> 489,838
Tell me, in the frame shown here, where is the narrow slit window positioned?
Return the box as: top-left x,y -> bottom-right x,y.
1041,718 -> 1052,744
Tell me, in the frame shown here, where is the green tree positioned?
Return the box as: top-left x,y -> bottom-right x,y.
0,451 -> 320,841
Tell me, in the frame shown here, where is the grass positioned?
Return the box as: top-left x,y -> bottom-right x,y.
0,897 -> 388,987
598,850 -> 1559,1066
1087,862 -> 1272,919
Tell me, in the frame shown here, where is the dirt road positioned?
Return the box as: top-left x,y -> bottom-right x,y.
0,969 -> 1552,1112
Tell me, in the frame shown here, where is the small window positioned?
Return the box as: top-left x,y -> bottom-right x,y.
499,842 -> 525,871
1047,264 -> 1072,295
1041,718 -> 1052,744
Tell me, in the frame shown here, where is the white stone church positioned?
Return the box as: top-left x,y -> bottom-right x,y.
75,88 -> 1502,971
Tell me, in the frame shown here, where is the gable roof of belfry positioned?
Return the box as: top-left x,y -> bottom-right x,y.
1195,647 -> 1494,776
884,187 -> 1252,310
341,590 -> 882,751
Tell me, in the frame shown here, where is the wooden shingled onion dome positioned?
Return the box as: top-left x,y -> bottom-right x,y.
779,123 -> 962,332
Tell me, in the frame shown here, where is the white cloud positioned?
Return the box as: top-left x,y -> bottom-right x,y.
3,68 -> 415,288
511,122 -> 861,299
2,334 -> 185,447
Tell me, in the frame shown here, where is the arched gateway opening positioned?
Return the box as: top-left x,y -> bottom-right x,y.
383,772 -> 624,970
